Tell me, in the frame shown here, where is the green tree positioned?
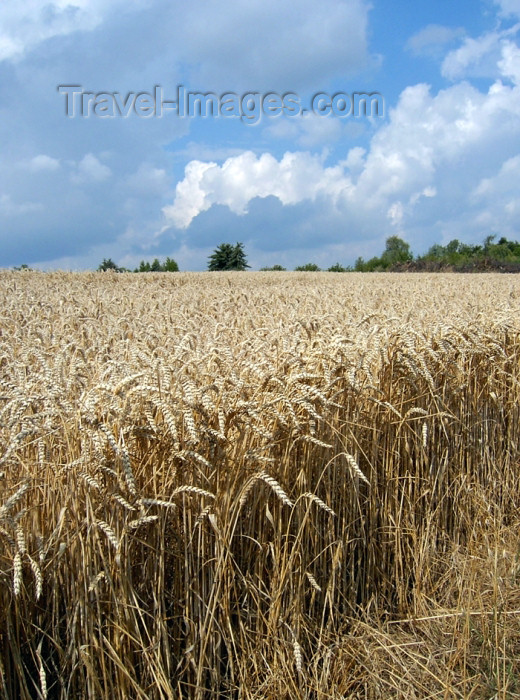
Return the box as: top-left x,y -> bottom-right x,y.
364,256 -> 384,272
483,234 -> 496,252
98,258 -> 122,272
260,264 -> 286,271
135,257 -> 179,272
423,243 -> 445,260
295,263 -> 321,271
380,236 -> 413,267
328,262 -> 349,272
228,242 -> 250,270
208,242 -> 250,271
163,256 -> 179,272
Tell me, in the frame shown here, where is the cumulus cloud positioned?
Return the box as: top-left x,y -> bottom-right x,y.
163,36 -> 520,256
341,146 -> 366,174
406,24 -> 466,57
0,193 -> 42,215
176,0 -> 374,91
71,153 -> 111,184
441,24 -> 520,81
498,39 -> 520,82
442,32 -> 504,80
263,113 -> 345,148
387,201 -> 404,228
495,0 -> 520,18
471,155 -> 520,231
163,151 -> 352,229
410,186 -> 437,205
0,0 -> 109,61
0,0 -> 157,62
0,0 -> 379,268
26,155 -> 60,172
124,164 -> 168,197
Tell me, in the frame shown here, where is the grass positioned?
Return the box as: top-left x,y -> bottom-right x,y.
0,270 -> 519,698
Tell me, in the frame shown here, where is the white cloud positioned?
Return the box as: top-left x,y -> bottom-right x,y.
163,33 -> 520,252
174,80 -> 497,233
0,193 -> 43,215
71,153 -> 111,184
442,24 -> 520,81
442,32 -> 504,80
409,186 -> 437,206
0,34 -> 22,60
124,164 -> 168,197
495,0 -> 520,18
176,143 -> 251,163
468,155 -> 520,232
355,67 -> 520,195
387,201 -> 404,227
341,147 -> 366,174
163,160 -> 217,229
474,154 -> 520,197
0,1 -> 99,61
498,39 -> 520,82
163,151 -> 353,229
406,24 -> 466,57
26,154 -> 60,172
176,0 -> 373,90
263,113 -> 343,148
0,0 -> 149,62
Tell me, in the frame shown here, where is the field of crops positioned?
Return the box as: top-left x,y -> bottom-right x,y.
1,270 -> 520,699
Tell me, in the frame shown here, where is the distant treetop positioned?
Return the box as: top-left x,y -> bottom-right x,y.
208,242 -> 250,271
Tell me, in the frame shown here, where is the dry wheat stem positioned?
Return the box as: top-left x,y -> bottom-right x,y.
0,270 -> 518,699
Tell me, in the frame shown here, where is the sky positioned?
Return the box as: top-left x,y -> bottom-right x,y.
0,0 -> 519,271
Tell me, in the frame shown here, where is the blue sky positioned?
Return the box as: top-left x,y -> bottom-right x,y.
0,0 -> 519,270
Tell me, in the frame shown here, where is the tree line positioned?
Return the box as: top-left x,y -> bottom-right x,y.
97,257 -> 179,272
349,234 -> 520,272
91,234 -> 520,273
262,235 -> 520,272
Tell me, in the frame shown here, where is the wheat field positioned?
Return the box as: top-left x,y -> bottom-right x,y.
0,270 -> 519,699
